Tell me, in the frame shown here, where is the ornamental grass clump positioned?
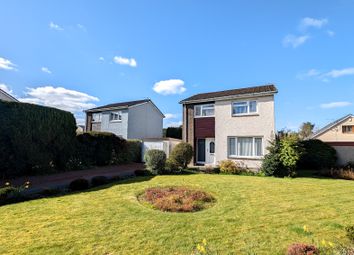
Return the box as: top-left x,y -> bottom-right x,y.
138,186 -> 215,212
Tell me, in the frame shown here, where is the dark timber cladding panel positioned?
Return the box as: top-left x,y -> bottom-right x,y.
194,117 -> 215,138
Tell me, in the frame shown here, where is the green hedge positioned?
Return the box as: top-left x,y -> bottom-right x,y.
0,101 -> 77,178
76,132 -> 127,166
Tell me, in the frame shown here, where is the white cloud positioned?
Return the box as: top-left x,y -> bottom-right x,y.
49,22 -> 63,31
282,34 -> 310,48
320,101 -> 352,109
0,83 -> 14,95
327,30 -> 335,37
165,120 -> 182,128
19,86 -> 99,113
153,79 -> 186,95
99,57 -> 105,61
0,57 -> 16,70
113,56 -> 137,67
164,113 -> 178,119
41,67 -> 52,74
300,17 -> 328,30
324,67 -> 354,78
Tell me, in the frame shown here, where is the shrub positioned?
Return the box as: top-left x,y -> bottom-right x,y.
165,158 -> 181,174
203,166 -> 220,174
170,142 -> 193,169
76,132 -> 127,166
298,139 -> 337,170
345,225 -> 354,242
219,160 -> 249,175
219,160 -> 238,174
144,150 -> 166,175
321,168 -> 354,180
0,182 -> 29,205
69,178 -> 90,191
0,101 -> 76,178
91,176 -> 109,187
286,243 -> 319,255
134,169 -> 153,176
262,135 -> 303,177
126,140 -> 141,162
279,134 -> 303,176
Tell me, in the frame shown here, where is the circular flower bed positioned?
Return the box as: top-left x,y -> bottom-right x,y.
138,186 -> 215,212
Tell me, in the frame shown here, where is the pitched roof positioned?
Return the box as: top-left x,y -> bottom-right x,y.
180,84 -> 277,104
0,88 -> 19,102
85,99 -> 150,112
311,114 -> 354,139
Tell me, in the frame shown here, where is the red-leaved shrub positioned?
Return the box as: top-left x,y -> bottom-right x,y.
139,186 -> 215,212
287,243 -> 319,255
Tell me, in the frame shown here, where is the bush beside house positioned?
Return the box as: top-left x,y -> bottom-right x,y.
144,149 -> 166,174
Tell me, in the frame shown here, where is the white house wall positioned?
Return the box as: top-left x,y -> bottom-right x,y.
100,109 -> 129,139
214,95 -> 275,169
128,102 -> 163,139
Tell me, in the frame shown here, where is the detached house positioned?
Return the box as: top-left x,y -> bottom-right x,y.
180,84 -> 277,169
85,99 -> 164,139
311,114 -> 354,165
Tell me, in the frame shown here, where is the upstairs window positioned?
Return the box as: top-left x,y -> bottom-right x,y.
92,113 -> 102,122
110,112 -> 122,122
194,104 -> 215,117
342,125 -> 354,133
232,101 -> 257,116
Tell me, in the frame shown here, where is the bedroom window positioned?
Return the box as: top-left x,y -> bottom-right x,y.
232,100 -> 257,116
228,137 -> 263,157
194,104 -> 215,117
92,113 -> 102,122
110,112 -> 122,122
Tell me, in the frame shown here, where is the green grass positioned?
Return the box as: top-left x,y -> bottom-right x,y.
0,175 -> 353,254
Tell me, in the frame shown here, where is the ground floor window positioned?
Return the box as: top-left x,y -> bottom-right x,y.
228,137 -> 263,157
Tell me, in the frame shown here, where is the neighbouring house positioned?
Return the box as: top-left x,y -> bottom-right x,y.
311,114 -> 354,165
0,88 -> 18,102
85,99 -> 164,139
180,84 -> 277,169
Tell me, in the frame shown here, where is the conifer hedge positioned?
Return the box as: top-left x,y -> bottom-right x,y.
0,101 -> 77,178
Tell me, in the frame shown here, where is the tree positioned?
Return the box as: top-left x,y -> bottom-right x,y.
298,122 -> 315,140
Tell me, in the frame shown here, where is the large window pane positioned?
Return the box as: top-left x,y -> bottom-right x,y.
237,137 -> 253,156
233,102 -> 248,115
255,138 -> 263,156
229,138 -> 236,156
195,105 -> 201,116
249,101 -> 257,112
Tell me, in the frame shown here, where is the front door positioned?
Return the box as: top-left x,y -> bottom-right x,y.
205,138 -> 215,165
197,139 -> 206,164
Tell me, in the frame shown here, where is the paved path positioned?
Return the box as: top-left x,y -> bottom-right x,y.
3,163 -> 144,193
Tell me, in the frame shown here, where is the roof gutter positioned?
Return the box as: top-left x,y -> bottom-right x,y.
179,90 -> 277,104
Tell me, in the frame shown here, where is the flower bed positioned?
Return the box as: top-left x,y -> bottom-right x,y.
138,186 -> 215,212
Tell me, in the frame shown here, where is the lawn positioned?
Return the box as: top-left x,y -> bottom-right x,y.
0,175 -> 353,254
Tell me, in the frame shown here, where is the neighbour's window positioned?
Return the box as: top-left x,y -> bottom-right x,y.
209,142 -> 215,154
194,104 -> 215,117
228,137 -> 263,157
232,101 -> 257,116
92,113 -> 102,122
110,112 -> 122,121
342,125 -> 354,133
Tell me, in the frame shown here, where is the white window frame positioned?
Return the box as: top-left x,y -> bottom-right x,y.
232,100 -> 258,116
92,113 -> 102,123
109,111 -> 122,122
228,136 -> 263,158
194,104 -> 215,118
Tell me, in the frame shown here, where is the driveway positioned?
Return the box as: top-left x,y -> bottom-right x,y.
3,163 -> 144,193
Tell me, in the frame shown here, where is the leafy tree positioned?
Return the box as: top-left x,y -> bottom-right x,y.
279,134 -> 303,176
298,122 -> 315,140
165,126 -> 182,139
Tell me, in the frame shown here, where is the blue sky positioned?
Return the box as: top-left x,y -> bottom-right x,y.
1,0 -> 354,129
